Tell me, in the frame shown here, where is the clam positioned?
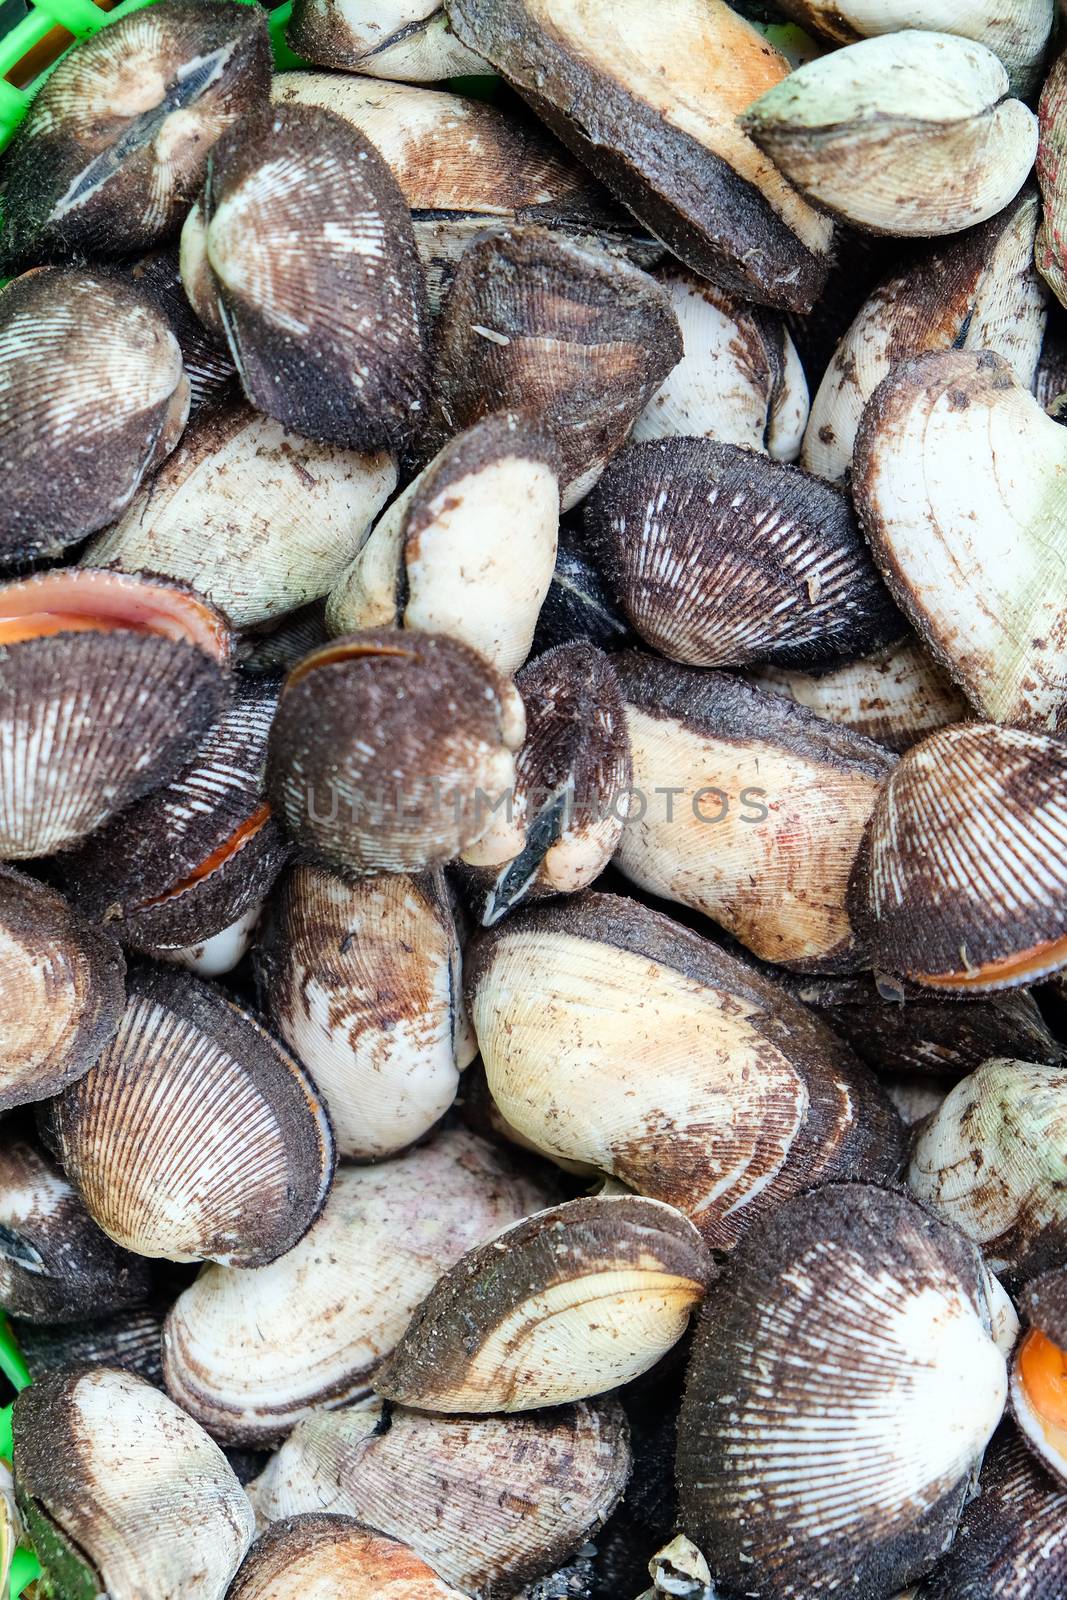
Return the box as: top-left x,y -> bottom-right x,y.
161,1131 -> 550,1443
256,865 -> 468,1161
445,0 -> 833,311
13,1365 -> 254,1600
531,522 -> 634,656
64,677 -> 287,964
0,0 -> 272,269
0,568 -> 231,859
802,189 -> 1048,485
632,268 -> 809,457
287,1 -> 484,81
248,1398 -> 631,1598
86,400 -> 398,629
50,965 -> 335,1266
460,642 -> 632,926
1011,1267 -> 1067,1486
851,722 -> 1067,990
853,350 -> 1067,732
375,1194 -> 712,1412
326,413 -> 560,674
0,866 -> 124,1111
585,440 -> 900,672
1037,44 -> 1067,311
615,655 -> 896,970
167,907 -> 265,979
15,1308 -> 165,1388
126,248 -> 236,416
229,1515 -> 469,1600
267,630 -> 525,877
676,1182 -> 1008,1598
748,635 -> 969,754
433,226 -> 682,510
0,268 -> 189,564
0,1140 -> 151,1324
467,892 -> 903,1248
741,32 -> 1038,237
182,102 -> 429,451
908,1058 -> 1067,1282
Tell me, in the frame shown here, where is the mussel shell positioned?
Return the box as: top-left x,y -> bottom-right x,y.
15,1308 -> 165,1388
287,0 -> 485,80
229,1514 -> 469,1599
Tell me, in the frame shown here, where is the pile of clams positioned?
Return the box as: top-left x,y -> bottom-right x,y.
2,1 -> 1067,1597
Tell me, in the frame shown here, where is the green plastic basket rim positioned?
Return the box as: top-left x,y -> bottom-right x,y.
0,1314 -> 37,1600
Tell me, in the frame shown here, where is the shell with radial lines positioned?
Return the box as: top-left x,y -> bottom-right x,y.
584,440 -> 900,672
49,965 -> 335,1266
676,1183 -> 1008,1599
229,1516 -> 470,1600
124,248 -> 236,416
853,350 -> 1067,732
287,1 -> 484,81
1036,44 -> 1067,310
15,1309 -> 166,1388
1011,1267 -> 1067,1486
850,722 -> 1067,989
467,892 -> 903,1248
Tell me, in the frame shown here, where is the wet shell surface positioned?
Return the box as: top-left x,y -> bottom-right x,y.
13,1365 -> 254,1600
584,439 -> 899,672
15,1308 -> 166,1388
0,0 -> 272,269
375,1194 -> 711,1411
185,102 -> 429,450
50,964 -> 335,1266
86,398 -> 397,628
0,865 -> 125,1110
228,1515 -> 470,1600
326,412 -> 560,674
742,32 -> 1038,237
851,722 -> 1067,989
468,892 -> 903,1248
0,268 -> 189,563
0,568 -> 231,859
1010,1268 -> 1067,1487
615,655 -> 896,970
248,1398 -> 631,1598
676,1183 -> 1008,1599
446,0 -> 833,311
853,349 -> 1067,733
287,0 -> 484,80
431,225 -> 682,509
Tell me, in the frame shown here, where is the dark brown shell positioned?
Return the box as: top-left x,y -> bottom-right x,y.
14,1308 -> 165,1387
1018,1267 -> 1067,1347
125,248 -> 236,415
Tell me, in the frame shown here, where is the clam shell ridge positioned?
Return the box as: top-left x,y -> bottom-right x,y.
228,1515 -> 470,1600
676,1182 -> 1008,1599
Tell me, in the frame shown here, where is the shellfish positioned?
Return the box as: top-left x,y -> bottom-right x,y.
1011,1267 -> 1067,1486
228,1516 -> 469,1600
287,1 -> 484,81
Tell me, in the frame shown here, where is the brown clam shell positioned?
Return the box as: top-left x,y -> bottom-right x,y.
228,1515 -> 469,1599
15,1309 -> 165,1388
125,248 -> 236,416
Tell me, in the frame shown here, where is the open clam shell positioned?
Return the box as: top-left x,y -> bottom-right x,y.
1010,1267 -> 1067,1487
615,655 -> 896,970
15,1308 -> 165,1388
0,0 -> 272,270
467,892 -> 903,1248
86,399 -> 397,629
0,568 -> 231,859
287,1 -> 484,80
853,350 -> 1067,732
186,101 -> 429,451
13,1365 -> 254,1600
585,439 -> 899,672
0,866 -> 124,1111
326,413 -> 560,674
51,965 -> 335,1266
162,1132 -> 551,1444
851,722 -> 1067,990
248,1398 -> 631,1598
229,1515 -> 469,1600
375,1194 -> 712,1412
741,32 -> 1038,238
0,268 -> 189,564
446,0 -> 833,311
676,1183 -> 1008,1598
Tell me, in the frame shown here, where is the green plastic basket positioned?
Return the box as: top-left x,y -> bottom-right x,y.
0,1315 -> 38,1600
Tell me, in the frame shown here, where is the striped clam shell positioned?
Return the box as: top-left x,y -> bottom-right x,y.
228,1516 -> 469,1600
15,1308 -> 165,1388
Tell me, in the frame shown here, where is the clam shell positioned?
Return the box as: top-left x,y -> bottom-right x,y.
446,0 -> 832,311
0,268 -> 189,563
1034,312 -> 1067,414
375,1194 -> 711,1412
51,965 -> 335,1266
851,722 -> 1067,989
676,1183 -> 1008,1598
1037,45 -> 1067,312
853,350 -> 1067,732
530,522 -> 634,655
742,32 -> 1038,237
240,602 -> 328,679
189,102 -> 429,451
1010,1268 -> 1067,1486
0,865 -> 125,1111
256,865 -> 465,1161
467,891 -> 903,1248
125,248 -> 236,416
0,568 -> 232,859
0,0 -> 272,269
0,1140 -> 151,1325
248,1398 -> 631,1598
287,1 -> 484,80
13,1365 -> 254,1600
165,905 -> 263,978
229,1515 -> 469,1599
15,1308 -> 165,1388
162,1131 -> 550,1444
585,439 -> 899,672
615,655 -> 896,970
